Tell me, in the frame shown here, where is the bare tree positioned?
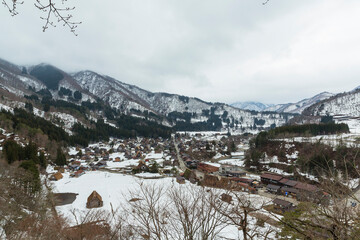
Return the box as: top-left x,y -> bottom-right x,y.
168,185 -> 230,240
2,0 -> 81,35
67,208 -> 113,240
215,191 -> 277,240
119,181 -> 232,240
276,157 -> 360,240
122,181 -> 172,240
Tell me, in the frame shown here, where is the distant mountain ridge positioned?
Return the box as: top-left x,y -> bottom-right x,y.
72,70 -> 292,132
230,101 -> 274,112
0,58 -> 293,133
231,92 -> 334,114
303,89 -> 360,117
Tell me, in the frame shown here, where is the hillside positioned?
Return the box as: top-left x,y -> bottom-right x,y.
72,71 -> 293,132
232,92 -> 334,114
303,89 -> 360,117
0,57 -> 295,134
230,101 -> 274,112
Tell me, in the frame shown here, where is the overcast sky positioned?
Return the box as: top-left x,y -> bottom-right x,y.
1,0 -> 360,104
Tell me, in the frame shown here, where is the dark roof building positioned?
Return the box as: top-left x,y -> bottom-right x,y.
266,184 -> 281,193
261,173 -> 283,184
273,198 -> 294,212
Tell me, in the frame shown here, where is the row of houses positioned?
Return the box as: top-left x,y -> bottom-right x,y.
70,137 -> 173,163
261,172 -> 329,203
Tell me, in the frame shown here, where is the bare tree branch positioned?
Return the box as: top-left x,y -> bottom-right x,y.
2,0 -> 81,35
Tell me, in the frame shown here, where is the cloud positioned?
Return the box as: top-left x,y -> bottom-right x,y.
1,0 -> 359,104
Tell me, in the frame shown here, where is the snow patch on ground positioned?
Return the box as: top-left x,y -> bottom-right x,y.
218,158 -> 245,167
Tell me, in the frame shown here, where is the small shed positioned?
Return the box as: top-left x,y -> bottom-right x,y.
176,175 -> 186,184
50,172 -> 63,181
136,161 -> 149,171
221,193 -> 232,203
54,166 -> 65,173
86,191 -> 103,209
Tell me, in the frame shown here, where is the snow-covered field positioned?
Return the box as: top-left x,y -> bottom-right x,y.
50,170 -> 278,239
276,133 -> 360,147
218,158 -> 245,167
51,171 -> 170,223
336,119 -> 360,134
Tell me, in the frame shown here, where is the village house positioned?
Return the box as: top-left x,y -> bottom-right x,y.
260,173 -> 283,185
233,181 -> 257,193
273,198 -> 294,212
279,186 -> 299,198
197,162 -> 219,174
219,164 -> 243,174
230,177 -> 260,188
226,170 -> 246,177
54,166 -> 65,173
50,172 -> 63,181
86,191 -> 103,208
176,175 -> 186,184
266,184 -> 281,194
294,182 -> 321,201
135,161 -> 149,172
71,170 -> 85,178
279,178 -> 298,188
221,193 -> 232,203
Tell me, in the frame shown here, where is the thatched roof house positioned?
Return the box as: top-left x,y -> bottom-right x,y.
86,191 -> 103,209
50,172 -> 63,181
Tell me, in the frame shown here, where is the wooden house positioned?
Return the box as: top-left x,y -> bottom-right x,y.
54,166 -> 65,173
279,186 -> 299,198
226,170 -> 246,177
260,173 -> 283,185
221,193 -> 232,203
71,170 -> 85,178
176,175 -> 186,184
135,161 -> 149,172
294,182 -> 320,201
197,163 -> 219,174
86,191 -> 103,208
220,164 -> 244,174
279,178 -> 298,188
50,172 -> 63,181
273,198 -> 294,212
266,184 -> 281,194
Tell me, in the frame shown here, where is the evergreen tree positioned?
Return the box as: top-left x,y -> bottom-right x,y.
39,151 -> 47,169
43,103 -> 50,112
55,148 -> 67,166
73,91 -> 82,100
25,102 -> 33,112
21,67 -> 27,74
230,141 -> 236,152
149,162 -> 159,173
24,141 -> 38,163
19,160 -> 41,193
3,140 -> 23,164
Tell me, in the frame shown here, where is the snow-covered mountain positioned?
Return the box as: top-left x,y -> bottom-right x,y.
232,92 -> 334,114
303,89 -> 360,117
0,58 -> 46,96
264,92 -> 334,114
72,70 -> 293,132
0,58 -> 295,133
0,59 -> 96,102
230,101 -> 274,112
